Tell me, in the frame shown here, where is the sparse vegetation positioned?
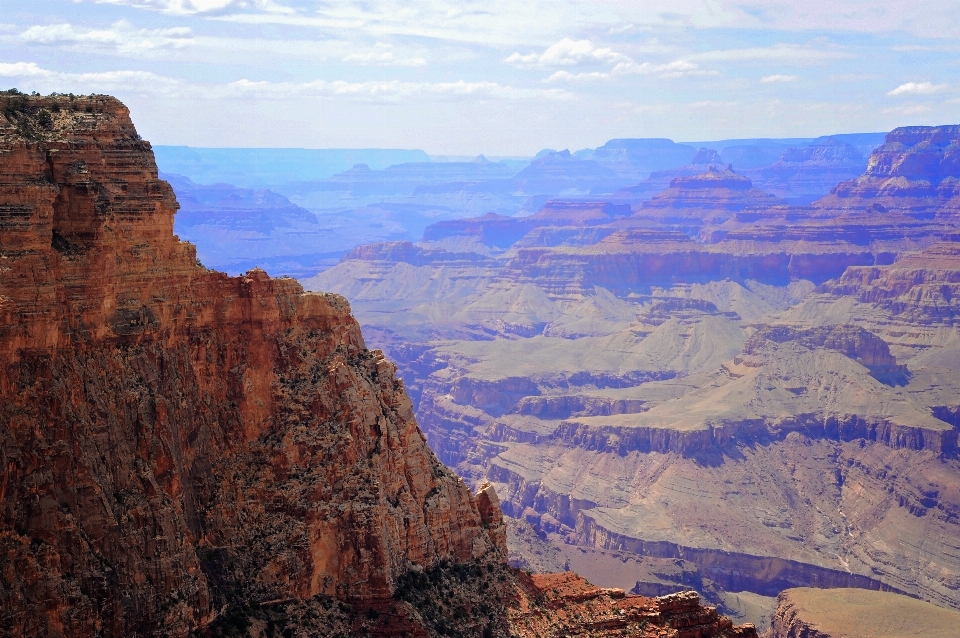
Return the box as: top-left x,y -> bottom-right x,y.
36,109 -> 53,129
394,560 -> 516,638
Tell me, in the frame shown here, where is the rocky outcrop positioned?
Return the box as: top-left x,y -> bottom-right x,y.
636,167 -> 781,228
612,149 -> 728,203
821,243 -> 960,325
742,324 -> 901,372
575,138 -> 698,181
419,201 -> 631,251
422,213 -> 539,248
0,93 -> 505,637
528,199 -> 632,225
502,236 -> 880,293
508,574 -> 758,638
512,150 -> 627,197
820,125 -> 960,216
577,516 -> 899,598
765,588 -> 960,638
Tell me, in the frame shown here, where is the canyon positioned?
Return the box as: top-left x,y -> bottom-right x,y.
164,132 -> 887,281
308,123 -> 960,629
0,92 -> 759,637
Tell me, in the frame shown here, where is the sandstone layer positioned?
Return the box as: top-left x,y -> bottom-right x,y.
0,93 -> 505,637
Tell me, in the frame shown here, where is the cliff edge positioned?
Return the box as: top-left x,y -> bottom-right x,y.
0,92 -> 505,636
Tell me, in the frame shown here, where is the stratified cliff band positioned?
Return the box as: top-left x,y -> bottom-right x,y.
0,93 -> 507,636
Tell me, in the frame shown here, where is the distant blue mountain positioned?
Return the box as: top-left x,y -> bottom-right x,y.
154,146 -> 431,188
159,132 -> 893,279
680,133 -> 887,170
576,138 -> 699,180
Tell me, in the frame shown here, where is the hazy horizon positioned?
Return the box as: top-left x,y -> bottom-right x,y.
2,1 -> 959,155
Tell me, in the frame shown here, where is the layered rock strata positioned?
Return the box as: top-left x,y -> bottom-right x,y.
0,93 -> 505,636
639,167 -> 780,220
309,124 -> 960,616
816,125 -> 960,218
509,575 -> 758,638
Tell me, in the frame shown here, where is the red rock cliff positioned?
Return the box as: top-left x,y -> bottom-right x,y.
0,93 -> 505,637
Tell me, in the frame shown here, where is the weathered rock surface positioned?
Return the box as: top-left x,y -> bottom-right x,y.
0,93 -> 505,637
764,587 -> 960,638
817,125 -> 960,218
627,167 -> 781,234
508,575 -> 758,638
821,242 -> 960,325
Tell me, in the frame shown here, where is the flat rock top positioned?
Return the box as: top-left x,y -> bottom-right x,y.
777,587 -> 960,638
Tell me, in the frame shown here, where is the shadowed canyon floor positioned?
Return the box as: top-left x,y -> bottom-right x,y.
307,125 -> 960,621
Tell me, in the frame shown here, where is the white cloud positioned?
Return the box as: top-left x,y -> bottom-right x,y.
689,43 -> 848,63
0,62 -> 55,77
75,0 -> 960,44
91,0 -> 293,16
212,3 -> 590,47
883,104 -> 934,115
16,21 -> 432,67
612,59 -> 715,79
538,51 -> 713,82
506,38 -> 628,69
0,62 -> 180,95
508,37 -> 713,82
545,70 -> 609,83
0,60 -> 567,103
341,42 -> 427,67
227,77 -> 569,102
761,74 -> 797,83
887,81 -> 949,96
20,22 -> 194,56
592,0 -> 960,39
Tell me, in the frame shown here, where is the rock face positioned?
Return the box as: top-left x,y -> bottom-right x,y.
765,588 -> 960,638
634,167 -> 781,231
512,150 -> 628,197
612,138 -> 876,206
508,574 -> 758,638
820,125 -> 960,216
0,93 -> 505,636
577,138 -> 699,182
821,242 -> 960,325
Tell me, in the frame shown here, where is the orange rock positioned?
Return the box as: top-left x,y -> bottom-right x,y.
0,93 -> 504,637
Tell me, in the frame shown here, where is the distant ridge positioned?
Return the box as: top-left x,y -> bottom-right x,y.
154,145 -> 431,187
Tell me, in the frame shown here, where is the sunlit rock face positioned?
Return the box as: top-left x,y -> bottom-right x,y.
0,93 -> 505,637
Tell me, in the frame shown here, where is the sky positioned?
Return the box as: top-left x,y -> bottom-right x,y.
2,1 -> 959,155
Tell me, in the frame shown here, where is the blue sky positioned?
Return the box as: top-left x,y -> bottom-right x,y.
2,1 -> 959,154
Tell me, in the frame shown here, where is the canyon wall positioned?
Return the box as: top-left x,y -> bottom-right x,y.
0,94 -> 505,637
309,123 -> 960,620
